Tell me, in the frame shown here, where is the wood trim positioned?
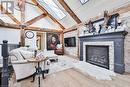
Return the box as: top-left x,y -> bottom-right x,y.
20,29 -> 25,46
0,22 -> 63,33
0,5 -> 21,24
58,0 -> 81,24
20,0 -> 26,46
60,32 -> 64,53
26,26 -> 63,33
77,29 -> 80,58
25,13 -> 47,26
0,21 -> 20,29
112,3 -> 130,15
32,0 -> 65,29
63,28 -> 77,33
64,3 -> 130,33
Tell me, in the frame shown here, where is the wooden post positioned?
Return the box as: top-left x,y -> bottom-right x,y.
20,25 -> 26,46
20,0 -> 26,46
20,29 -> 25,46
1,40 -> 9,87
60,32 -> 64,54
77,29 -> 80,59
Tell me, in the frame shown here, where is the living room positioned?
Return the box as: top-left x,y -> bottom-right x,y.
0,0 -> 130,87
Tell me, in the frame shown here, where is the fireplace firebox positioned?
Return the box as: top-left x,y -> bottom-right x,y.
86,46 -> 109,69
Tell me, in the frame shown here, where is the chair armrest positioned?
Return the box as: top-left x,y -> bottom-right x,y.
11,60 -> 28,64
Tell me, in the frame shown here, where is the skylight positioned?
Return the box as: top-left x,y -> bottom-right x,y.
80,0 -> 89,5
37,0 -> 66,20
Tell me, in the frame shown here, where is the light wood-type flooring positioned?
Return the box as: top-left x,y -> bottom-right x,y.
10,68 -> 130,87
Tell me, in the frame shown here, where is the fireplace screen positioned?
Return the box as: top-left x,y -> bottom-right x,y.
86,46 -> 109,69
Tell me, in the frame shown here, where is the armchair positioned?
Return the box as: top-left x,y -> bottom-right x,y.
54,44 -> 64,55
9,47 -> 50,80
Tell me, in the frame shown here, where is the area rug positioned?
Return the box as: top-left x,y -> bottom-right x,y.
48,56 -> 116,80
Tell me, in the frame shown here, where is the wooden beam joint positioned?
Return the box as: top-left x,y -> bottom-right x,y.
32,0 -> 65,29
25,13 -> 47,26
58,0 -> 81,24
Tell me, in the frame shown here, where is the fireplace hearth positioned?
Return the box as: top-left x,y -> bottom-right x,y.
86,46 -> 109,69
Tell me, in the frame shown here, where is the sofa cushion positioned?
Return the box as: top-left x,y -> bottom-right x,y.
19,50 -> 34,59
9,49 -> 24,61
9,55 -> 18,61
43,51 -> 58,58
18,47 -> 28,51
36,52 -> 45,59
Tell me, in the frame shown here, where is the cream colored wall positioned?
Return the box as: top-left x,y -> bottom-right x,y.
64,30 -> 78,58
0,27 -> 20,44
37,32 -> 46,50
64,0 -> 130,22
25,30 -> 37,49
54,0 -> 77,29
122,11 -> 130,73
0,27 -> 20,58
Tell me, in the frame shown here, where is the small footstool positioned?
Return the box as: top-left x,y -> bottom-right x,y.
49,56 -> 58,62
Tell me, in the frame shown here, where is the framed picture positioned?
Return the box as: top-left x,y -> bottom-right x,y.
107,13 -> 119,29
80,0 -> 89,5
93,18 -> 104,34
46,33 -> 60,50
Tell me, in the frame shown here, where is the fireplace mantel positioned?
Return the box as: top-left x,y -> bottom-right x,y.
79,31 -> 128,74
79,31 -> 128,39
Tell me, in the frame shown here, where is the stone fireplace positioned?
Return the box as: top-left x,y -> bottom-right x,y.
79,31 -> 127,74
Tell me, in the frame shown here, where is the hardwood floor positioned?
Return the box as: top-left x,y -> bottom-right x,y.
10,68 -> 130,87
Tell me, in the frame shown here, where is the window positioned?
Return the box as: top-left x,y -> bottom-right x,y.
37,0 -> 66,20
80,0 -> 89,5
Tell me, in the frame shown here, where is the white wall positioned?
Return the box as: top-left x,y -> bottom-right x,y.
25,0 -> 61,29
54,0 -> 77,29
122,11 -> 130,72
25,30 -> 37,49
0,27 -> 20,58
65,0 -> 130,22
0,45 -> 2,59
64,30 -> 78,57
0,27 -> 20,44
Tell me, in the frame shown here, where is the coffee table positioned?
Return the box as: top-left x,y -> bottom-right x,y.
27,57 -> 48,87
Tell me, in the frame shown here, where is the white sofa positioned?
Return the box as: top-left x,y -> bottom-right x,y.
9,47 -> 50,80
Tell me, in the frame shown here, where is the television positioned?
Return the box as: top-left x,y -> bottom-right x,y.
64,37 -> 76,47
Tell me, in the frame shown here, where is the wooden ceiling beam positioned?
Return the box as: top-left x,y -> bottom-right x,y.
58,0 -> 81,24
0,4 -> 21,24
32,0 -> 65,29
25,13 -> 47,26
26,26 -> 63,33
63,28 -> 77,33
0,20 -> 20,29
112,3 -> 130,15
0,21 -> 62,33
